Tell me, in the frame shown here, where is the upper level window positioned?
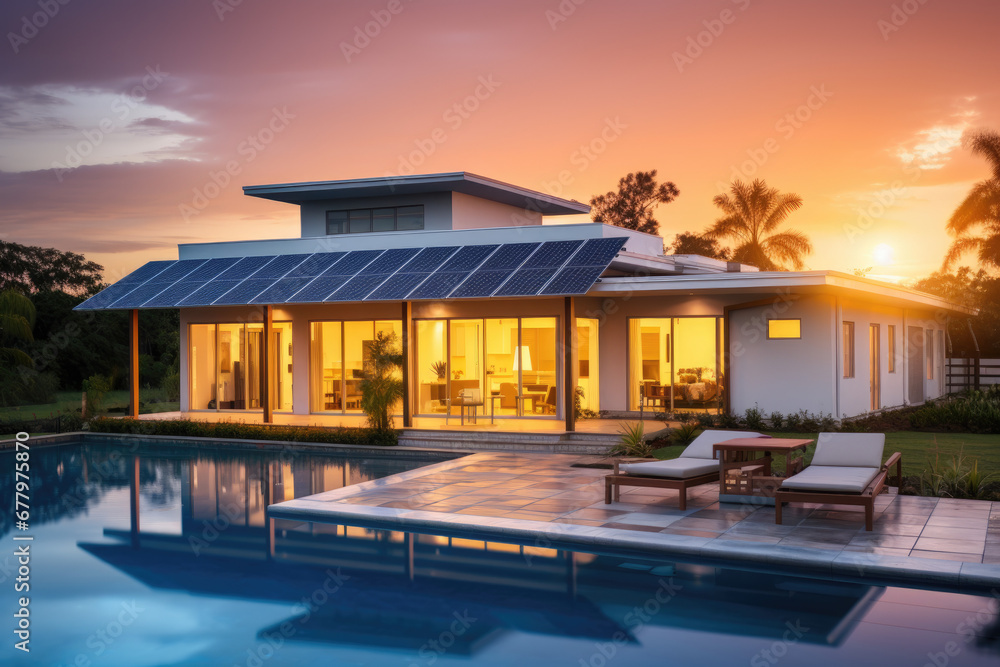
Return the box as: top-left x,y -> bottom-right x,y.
767,319 -> 800,339
326,205 -> 424,235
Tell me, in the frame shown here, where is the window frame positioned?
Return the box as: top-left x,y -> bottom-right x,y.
887,325 -> 896,373
326,205 -> 424,235
842,321 -> 855,379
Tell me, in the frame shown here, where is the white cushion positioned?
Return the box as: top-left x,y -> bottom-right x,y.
620,458 -> 720,479
681,430 -> 769,460
810,433 -> 885,468
780,465 -> 880,493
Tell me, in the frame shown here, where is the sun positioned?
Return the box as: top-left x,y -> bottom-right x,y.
873,243 -> 894,265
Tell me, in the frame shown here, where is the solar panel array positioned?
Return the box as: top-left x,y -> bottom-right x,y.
75,237 -> 627,310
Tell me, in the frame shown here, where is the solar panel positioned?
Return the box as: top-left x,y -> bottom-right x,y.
407,272 -> 468,300
566,237 -> 626,266
438,245 -> 497,272
107,281 -> 174,309
319,250 -> 384,277
139,281 -> 201,308
251,254 -> 311,280
287,277 -> 343,302
285,252 -> 346,277
183,257 -> 240,282
399,246 -> 459,272
449,270 -> 513,298
250,277 -> 314,304
493,268 -> 557,297
365,272 -> 432,301
149,259 -> 208,283
118,260 -> 175,284
540,266 -> 606,295
215,256 -> 275,281
326,273 -> 392,302
75,281 -> 143,310
213,278 -> 275,306
478,243 -> 537,270
522,241 -> 583,268
178,280 -> 243,307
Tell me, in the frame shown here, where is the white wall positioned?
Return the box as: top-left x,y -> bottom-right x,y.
728,295 -> 837,417
450,191 -> 542,230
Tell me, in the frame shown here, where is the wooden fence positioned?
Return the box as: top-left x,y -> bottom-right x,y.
946,357 -> 1000,391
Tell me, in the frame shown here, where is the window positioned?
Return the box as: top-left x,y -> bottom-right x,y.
842,322 -> 855,378
887,325 -> 896,373
767,319 -> 801,339
326,205 -> 424,235
926,329 -> 934,379
627,317 -> 722,414
189,322 -> 292,412
310,320 -> 402,413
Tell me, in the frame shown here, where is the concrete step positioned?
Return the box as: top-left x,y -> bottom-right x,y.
398,428 -> 619,454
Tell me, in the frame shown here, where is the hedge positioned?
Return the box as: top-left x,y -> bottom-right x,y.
88,417 -> 398,446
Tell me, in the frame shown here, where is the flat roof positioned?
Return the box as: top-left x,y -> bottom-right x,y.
243,171 -> 591,216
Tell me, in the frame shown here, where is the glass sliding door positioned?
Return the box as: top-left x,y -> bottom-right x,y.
486,318 -> 519,417
217,323 -> 246,410
189,324 -> 216,410
521,318 -> 558,415
311,322 -> 343,412
245,323 -> 264,410
576,318 -> 599,413
269,321 -> 293,412
343,321 -> 371,412
629,317 -> 722,414
449,319 -> 483,417
416,320 -> 448,415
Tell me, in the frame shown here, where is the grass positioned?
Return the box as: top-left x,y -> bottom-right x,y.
653,430 -> 1000,479
0,389 -> 179,421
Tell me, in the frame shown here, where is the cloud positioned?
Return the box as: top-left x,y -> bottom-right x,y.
895,102 -> 980,170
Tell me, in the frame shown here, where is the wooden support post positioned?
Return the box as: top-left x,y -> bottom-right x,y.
129,309 -> 139,418
263,305 -> 273,424
564,297 -> 576,432
402,300 -> 413,428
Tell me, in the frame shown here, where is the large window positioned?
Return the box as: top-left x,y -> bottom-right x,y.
628,317 -> 722,413
309,320 -> 401,413
843,322 -> 855,379
416,317 -> 559,418
926,329 -> 935,380
326,205 -> 424,235
189,322 -> 292,412
887,325 -> 896,373
577,318 -> 600,413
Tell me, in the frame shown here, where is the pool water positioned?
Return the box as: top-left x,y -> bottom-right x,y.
1,441 -> 998,666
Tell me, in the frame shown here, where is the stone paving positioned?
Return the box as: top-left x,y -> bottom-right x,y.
318,452 -> 1000,565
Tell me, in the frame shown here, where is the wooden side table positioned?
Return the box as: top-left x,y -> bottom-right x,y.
713,438 -> 813,505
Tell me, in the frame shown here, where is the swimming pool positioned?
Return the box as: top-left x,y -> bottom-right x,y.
2,440 -> 998,666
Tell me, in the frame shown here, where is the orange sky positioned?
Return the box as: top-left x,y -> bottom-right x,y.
1,0 -> 998,284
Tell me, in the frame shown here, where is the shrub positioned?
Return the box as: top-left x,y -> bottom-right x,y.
359,331 -> 404,432
82,374 -> 112,417
607,421 -> 651,458
919,449 -> 994,499
671,421 -> 700,446
818,412 -> 837,431
23,371 -> 58,404
784,412 -> 802,431
798,410 -> 820,432
161,371 -> 181,402
768,411 -> 784,431
88,417 -> 398,446
909,388 -> 1000,433
744,404 -> 765,430
718,411 -> 742,429
695,412 -> 717,428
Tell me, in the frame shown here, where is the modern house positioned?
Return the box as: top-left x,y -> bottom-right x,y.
77,172 -> 972,431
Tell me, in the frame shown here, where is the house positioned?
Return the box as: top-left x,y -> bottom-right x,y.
76,172 -> 972,429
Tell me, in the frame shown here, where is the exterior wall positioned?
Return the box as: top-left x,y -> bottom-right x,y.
298,192 -> 453,237
837,298 -> 906,417
450,191 -> 542,229
727,295 -> 837,417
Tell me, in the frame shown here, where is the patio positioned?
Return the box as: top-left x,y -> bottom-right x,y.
271,451 -> 1000,571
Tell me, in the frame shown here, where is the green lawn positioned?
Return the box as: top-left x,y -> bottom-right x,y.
0,389 -> 179,422
653,431 -> 1000,479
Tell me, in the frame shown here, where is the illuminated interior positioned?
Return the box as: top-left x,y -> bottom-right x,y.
416,317 -> 560,418
576,318 -> 599,413
767,319 -> 801,339
628,317 -> 722,413
310,320 -> 402,413
189,322 -> 293,412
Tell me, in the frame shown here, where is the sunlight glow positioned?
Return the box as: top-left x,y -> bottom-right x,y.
873,243 -> 894,265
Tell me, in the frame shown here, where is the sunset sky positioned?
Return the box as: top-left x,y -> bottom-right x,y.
1,0 -> 998,285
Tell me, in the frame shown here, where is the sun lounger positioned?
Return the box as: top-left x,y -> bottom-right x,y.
775,433 -> 902,531
605,430 -> 768,510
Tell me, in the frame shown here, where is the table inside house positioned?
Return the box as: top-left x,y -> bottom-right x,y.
713,438 -> 813,505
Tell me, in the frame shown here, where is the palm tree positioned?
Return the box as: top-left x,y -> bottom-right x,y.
704,179 -> 812,270
0,289 -> 34,369
943,129 -> 1000,270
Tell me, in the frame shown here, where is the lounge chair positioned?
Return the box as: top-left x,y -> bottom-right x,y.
605,430 -> 768,510
775,433 -> 901,531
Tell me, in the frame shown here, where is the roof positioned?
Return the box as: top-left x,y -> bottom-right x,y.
243,171 -> 591,216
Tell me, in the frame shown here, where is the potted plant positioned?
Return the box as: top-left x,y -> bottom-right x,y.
430,360 -> 447,381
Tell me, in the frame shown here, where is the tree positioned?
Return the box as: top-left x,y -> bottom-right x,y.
359,331 -> 404,432
704,179 -> 811,270
0,289 -> 35,369
912,268 -> 1000,357
590,170 -> 679,235
0,240 -> 103,295
668,232 -> 730,260
943,129 -> 1000,270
